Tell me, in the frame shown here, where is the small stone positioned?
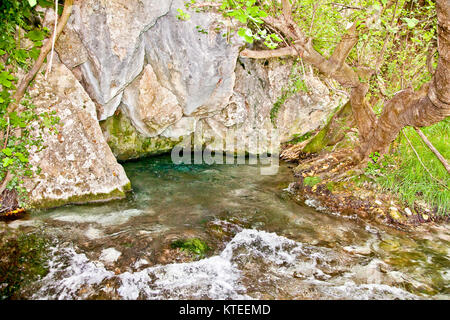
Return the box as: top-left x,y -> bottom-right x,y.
404,208 -> 412,216
99,247 -> 122,264
343,245 -> 371,255
389,207 -> 403,221
372,208 -> 385,216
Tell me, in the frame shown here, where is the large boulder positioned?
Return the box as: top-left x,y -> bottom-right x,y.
24,59 -> 131,209
68,0 -> 172,120
54,0 -> 340,159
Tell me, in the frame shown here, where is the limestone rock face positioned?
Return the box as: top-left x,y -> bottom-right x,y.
53,0 -> 340,158
122,65 -> 183,137
100,108 -> 182,161
199,58 -> 340,154
24,60 -> 131,209
142,0 -> 242,117
68,0 -> 172,120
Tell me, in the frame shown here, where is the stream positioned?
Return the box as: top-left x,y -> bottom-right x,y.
5,155 -> 450,299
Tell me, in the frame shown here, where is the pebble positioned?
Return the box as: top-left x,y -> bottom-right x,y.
99,247 -> 122,264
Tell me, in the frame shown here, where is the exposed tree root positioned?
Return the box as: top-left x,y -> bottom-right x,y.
0,189 -> 24,220
287,150 -> 449,228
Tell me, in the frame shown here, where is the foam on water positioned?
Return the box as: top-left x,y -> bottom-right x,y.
118,255 -> 248,299
29,228 -> 421,300
51,209 -> 144,226
32,246 -> 115,300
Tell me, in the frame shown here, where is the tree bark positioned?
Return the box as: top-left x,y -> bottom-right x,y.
240,0 -> 450,161
358,0 -> 450,159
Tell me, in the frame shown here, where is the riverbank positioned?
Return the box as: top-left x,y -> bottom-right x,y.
282,150 -> 449,230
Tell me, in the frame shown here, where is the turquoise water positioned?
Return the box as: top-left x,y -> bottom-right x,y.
9,155 -> 450,299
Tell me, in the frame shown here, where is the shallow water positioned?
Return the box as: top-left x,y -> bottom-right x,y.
8,155 -> 450,299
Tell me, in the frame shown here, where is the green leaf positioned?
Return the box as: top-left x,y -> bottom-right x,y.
0,71 -> 15,88
28,0 -> 37,7
25,29 -> 46,42
237,27 -> 247,38
2,148 -> 13,156
2,157 -> 13,168
403,17 -> 419,29
270,34 -> 282,42
15,153 -> 29,163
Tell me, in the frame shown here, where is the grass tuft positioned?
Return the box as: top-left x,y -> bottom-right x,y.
376,118 -> 449,215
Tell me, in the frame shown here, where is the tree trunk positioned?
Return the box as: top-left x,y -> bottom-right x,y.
357,0 -> 450,159
241,0 -> 449,162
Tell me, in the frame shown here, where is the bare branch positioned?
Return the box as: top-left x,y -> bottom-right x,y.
329,22 -> 358,70
402,130 -> 449,189
9,0 -> 74,113
414,127 -> 450,174
0,0 -> 74,197
240,46 -> 298,59
45,0 -> 59,78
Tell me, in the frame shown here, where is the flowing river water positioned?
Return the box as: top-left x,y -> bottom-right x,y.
5,155 -> 450,299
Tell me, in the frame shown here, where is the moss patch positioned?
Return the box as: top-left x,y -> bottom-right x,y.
100,110 -> 183,161
303,101 -> 354,154
26,186 -> 129,210
170,238 -> 210,258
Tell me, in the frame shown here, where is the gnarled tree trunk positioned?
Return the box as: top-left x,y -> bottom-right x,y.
358,0 -> 450,159
240,0 -> 450,162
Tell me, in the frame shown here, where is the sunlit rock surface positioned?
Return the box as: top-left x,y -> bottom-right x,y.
55,0 -> 341,158
23,59 -> 131,209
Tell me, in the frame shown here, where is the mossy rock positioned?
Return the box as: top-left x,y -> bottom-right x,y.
170,238 -> 210,258
26,184 -> 131,210
303,100 -> 354,154
100,110 -> 183,161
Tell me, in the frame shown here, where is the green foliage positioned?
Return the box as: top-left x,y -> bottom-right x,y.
270,60 -> 309,125
371,119 -> 450,215
176,8 -> 191,21
288,131 -> 313,145
170,238 -> 210,258
303,176 -> 322,187
0,1 -> 59,206
364,151 -> 396,177
183,0 -> 282,49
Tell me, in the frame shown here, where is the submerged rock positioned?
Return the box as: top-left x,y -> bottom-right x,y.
99,248 -> 122,265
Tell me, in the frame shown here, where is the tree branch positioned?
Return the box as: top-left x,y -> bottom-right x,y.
328,22 -> 358,71
402,130 -> 448,189
9,0 -> 74,113
413,127 -> 450,174
0,0 -> 74,197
